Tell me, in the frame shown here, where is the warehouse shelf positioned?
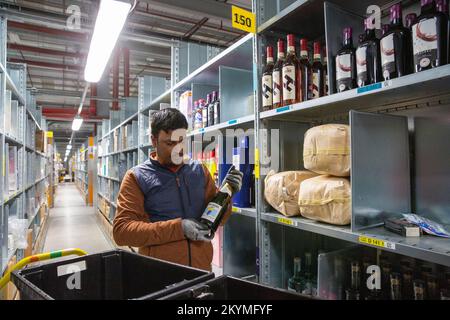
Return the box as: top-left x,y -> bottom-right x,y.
4,132 -> 23,146
24,175 -> 48,191
261,211 -> 450,267
3,189 -> 23,205
232,207 -> 256,219
98,192 -> 117,208
99,146 -> 138,158
0,61 -> 25,106
76,169 -> 87,173
260,64 -> 450,121
27,200 -> 46,229
140,88 -> 172,113
25,107 -> 42,131
187,114 -> 255,137
172,34 -> 253,92
100,112 -> 139,141
98,174 -> 120,183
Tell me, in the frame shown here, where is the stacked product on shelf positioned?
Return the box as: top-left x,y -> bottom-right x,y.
187,91 -> 221,130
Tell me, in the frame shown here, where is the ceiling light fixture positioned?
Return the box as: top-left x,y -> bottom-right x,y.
72,116 -> 83,131
84,0 -> 131,83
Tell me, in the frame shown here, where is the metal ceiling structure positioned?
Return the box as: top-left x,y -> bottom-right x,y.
0,0 -> 251,153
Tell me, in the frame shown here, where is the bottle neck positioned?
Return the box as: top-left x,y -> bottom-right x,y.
391,17 -> 403,27
219,183 -> 233,197
294,259 -> 302,277
365,28 -> 375,39
287,45 -> 295,55
278,52 -> 285,60
343,37 -> 353,48
267,56 -> 274,64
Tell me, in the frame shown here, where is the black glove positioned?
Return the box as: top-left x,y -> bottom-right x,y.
223,168 -> 243,193
181,219 -> 212,242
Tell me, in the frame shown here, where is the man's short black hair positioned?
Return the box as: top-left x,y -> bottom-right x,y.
151,108 -> 188,137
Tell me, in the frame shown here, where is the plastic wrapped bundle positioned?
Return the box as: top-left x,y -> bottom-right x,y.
264,170 -> 318,217
303,124 -> 350,177
298,175 -> 351,225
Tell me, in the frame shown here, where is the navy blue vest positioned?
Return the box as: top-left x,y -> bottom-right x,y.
132,158 -> 206,222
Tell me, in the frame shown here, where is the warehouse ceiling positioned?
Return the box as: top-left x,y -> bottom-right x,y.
0,0 -> 251,153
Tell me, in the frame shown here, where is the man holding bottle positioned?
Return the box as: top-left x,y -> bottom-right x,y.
113,108 -> 243,271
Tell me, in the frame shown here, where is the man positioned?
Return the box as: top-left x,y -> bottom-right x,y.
113,108 -> 243,271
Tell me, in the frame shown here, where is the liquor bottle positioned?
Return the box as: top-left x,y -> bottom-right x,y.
213,92 -> 220,125
311,41 -> 324,99
436,0 -> 450,62
390,272 -> 402,300
322,46 -> 329,96
203,94 -> 210,128
382,24 -> 390,36
414,279 -> 426,300
298,38 -> 312,101
273,39 -> 285,109
192,100 -> 199,130
402,268 -> 414,300
208,91 -> 217,126
194,100 -> 204,130
199,165 -> 241,236
406,13 -> 418,29
262,46 -> 275,111
288,257 -> 306,293
412,0 -> 448,72
302,252 -> 314,295
357,17 -> 382,87
427,275 -> 440,300
381,262 -> 392,299
346,261 -> 361,300
381,4 -> 414,81
282,34 -> 300,105
335,27 -> 356,92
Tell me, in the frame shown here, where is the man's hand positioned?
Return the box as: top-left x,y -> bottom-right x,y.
182,219 -> 212,242
223,167 -> 244,193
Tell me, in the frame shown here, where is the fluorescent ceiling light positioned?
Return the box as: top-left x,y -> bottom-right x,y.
84,0 -> 131,82
67,145 -> 72,150
72,116 -> 83,131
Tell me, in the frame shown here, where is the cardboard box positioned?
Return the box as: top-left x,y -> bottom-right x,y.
24,229 -> 33,257
35,129 -> 45,153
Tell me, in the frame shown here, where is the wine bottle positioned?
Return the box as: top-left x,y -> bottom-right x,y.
427,275 -> 440,300
436,0 -> 450,63
194,100 -> 204,130
302,252 -> 314,295
357,17 -> 382,87
382,24 -> 390,36
192,100 -> 199,130
311,41 -> 324,99
262,46 -> 275,111
390,272 -> 402,300
208,91 -> 217,126
402,268 -> 414,300
336,27 -> 356,92
298,38 -> 312,101
346,261 -> 361,300
414,279 -> 426,300
213,92 -> 220,125
273,39 -> 285,109
323,46 -> 329,96
381,4 -> 414,81
412,0 -> 448,72
282,34 -> 300,105
203,94 -> 210,128
406,13 -> 418,29
288,257 -> 306,293
199,165 -> 240,236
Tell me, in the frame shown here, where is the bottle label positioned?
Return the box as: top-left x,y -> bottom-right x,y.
412,18 -> 438,69
214,103 -> 219,124
194,110 -> 203,129
356,46 -> 368,87
272,70 -> 282,104
312,71 -> 320,99
336,54 -> 353,92
381,34 -> 396,79
282,65 -> 296,101
262,74 -> 273,108
201,202 -> 222,224
202,108 -> 208,126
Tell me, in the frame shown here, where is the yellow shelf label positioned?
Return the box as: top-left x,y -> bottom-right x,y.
359,236 -> 396,250
232,207 -> 240,213
278,217 -> 294,226
254,148 -> 260,179
232,6 -> 256,34
46,131 -> 53,138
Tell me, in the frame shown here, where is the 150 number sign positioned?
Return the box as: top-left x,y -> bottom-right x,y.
232,6 -> 256,34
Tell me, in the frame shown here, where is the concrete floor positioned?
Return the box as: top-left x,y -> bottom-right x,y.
43,183 -> 113,254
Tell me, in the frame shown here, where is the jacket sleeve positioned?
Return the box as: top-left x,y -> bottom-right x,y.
202,165 -> 232,226
113,170 -> 185,247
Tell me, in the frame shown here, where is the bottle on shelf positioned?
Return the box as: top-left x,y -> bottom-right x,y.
262,46 -> 274,111
194,100 -> 204,130
412,0 -> 448,73
346,261 -> 361,300
298,38 -> 312,101
426,274 -> 440,300
191,100 -> 199,130
390,272 -> 402,300
402,268 -> 414,300
282,34 -> 300,105
273,39 -> 285,109
203,94 -> 210,128
302,252 -> 314,296
208,91 -> 217,126
311,41 -> 324,99
414,279 -> 426,300
323,46 -> 329,96
382,24 -> 390,36
381,262 -> 392,299
288,257 -> 306,293
213,92 -> 220,125
336,27 -> 356,93
406,13 -> 418,29
381,3 -> 414,81
436,0 -> 450,62
357,17 -> 382,87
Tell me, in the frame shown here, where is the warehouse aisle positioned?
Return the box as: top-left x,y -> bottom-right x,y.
43,183 -> 113,254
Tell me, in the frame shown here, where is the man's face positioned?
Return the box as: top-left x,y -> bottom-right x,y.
151,129 -> 187,166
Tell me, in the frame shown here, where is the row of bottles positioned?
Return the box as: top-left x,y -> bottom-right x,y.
195,150 -> 219,186
262,36 -> 329,111
336,0 -> 449,92
192,91 -> 221,130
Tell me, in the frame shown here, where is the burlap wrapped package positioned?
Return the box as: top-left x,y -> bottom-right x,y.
303,124 -> 350,177
264,170 -> 318,217
298,175 -> 351,225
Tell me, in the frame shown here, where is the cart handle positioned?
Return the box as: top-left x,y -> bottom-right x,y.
0,248 -> 87,290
